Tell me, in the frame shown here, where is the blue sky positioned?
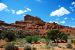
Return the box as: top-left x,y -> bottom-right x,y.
0,0 -> 75,27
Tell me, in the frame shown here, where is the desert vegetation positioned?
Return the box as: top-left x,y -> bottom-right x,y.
0,29 -> 75,50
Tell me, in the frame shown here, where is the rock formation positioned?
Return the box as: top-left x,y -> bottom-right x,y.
24,14 -> 45,26
0,15 -> 75,36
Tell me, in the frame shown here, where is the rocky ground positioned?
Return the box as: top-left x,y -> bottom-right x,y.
0,40 -> 75,50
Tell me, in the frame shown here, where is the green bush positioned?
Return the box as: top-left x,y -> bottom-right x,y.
5,43 -> 18,50
0,30 -> 5,39
25,36 -> 32,43
25,36 -> 40,43
40,38 -> 46,43
32,36 -> 40,43
16,30 -> 26,38
59,33 -> 68,40
4,30 -> 16,41
46,30 -> 68,42
46,30 -> 60,41
0,33 -> 5,39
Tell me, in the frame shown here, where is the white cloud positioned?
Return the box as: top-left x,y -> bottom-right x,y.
60,21 -> 66,24
24,8 -> 31,12
24,10 -> 27,12
72,2 -> 75,5
0,3 -> 7,11
0,4 -> 31,15
50,7 -> 70,17
16,8 -> 31,15
26,8 -> 31,12
16,10 -> 24,15
11,10 -> 15,14
0,3 -> 31,15
72,2 -> 75,8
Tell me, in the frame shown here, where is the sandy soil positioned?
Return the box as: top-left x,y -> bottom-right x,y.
0,39 -> 6,47
0,40 -> 75,50
32,43 -> 75,50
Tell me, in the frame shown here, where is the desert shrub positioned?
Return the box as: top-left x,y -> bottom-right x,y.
46,30 -> 60,41
46,30 -> 68,42
25,36 -> 40,43
24,44 -> 36,50
59,32 -> 68,40
15,38 -> 27,47
40,38 -> 46,43
32,35 -> 40,43
25,36 -> 32,43
5,43 -> 18,50
16,30 -> 34,38
0,33 -> 4,39
0,30 -> 5,39
16,30 -> 26,38
66,44 -> 72,49
3,30 -> 16,42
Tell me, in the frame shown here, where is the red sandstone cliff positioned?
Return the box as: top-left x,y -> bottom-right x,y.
0,15 -> 75,35
24,15 -> 45,26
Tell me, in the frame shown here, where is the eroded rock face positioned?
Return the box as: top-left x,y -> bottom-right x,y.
0,20 -> 10,26
0,15 -> 75,36
24,15 -> 45,26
